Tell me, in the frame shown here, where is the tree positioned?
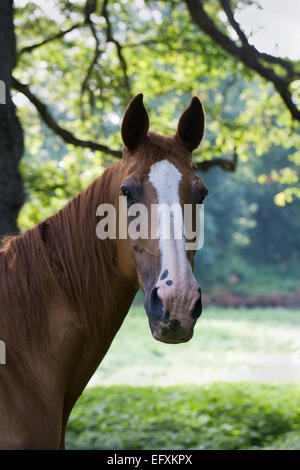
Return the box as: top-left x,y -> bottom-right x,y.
184,0 -> 300,122
0,0 -> 24,237
6,0 -> 300,234
13,0 -> 239,174
181,0 -> 300,204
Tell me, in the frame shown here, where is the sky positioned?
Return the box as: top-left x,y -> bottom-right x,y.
236,0 -> 300,60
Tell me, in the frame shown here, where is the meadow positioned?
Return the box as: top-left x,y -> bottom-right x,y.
66,306 -> 300,450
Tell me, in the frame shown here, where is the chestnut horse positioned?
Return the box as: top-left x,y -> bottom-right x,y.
0,94 -> 208,449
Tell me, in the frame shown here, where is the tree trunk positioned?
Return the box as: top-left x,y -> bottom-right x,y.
0,0 -> 24,238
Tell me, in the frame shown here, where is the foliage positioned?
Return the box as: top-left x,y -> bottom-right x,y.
18,145 -> 107,229
66,383 -> 300,449
195,144 -> 300,296
13,0 -> 300,204
66,305 -> 300,450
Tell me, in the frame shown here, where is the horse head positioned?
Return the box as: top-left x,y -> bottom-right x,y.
116,94 -> 208,344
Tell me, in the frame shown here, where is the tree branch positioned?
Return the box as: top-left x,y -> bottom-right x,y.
219,0 -> 297,77
193,147 -> 238,172
185,0 -> 300,121
18,22 -> 83,56
80,0 -> 102,118
219,0 -> 249,47
102,0 -> 131,97
12,77 -> 235,172
12,77 -> 122,158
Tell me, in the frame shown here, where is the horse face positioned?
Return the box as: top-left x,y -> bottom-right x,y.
118,94 -> 207,344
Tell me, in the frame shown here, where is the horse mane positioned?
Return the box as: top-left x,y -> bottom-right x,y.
0,164 -> 121,345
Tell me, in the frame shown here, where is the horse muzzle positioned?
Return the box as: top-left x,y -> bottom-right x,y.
144,281 -> 202,344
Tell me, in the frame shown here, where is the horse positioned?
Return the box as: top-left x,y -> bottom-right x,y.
0,94 -> 208,449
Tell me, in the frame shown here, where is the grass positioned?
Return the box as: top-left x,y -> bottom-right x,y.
66,306 -> 300,450
89,305 -> 300,386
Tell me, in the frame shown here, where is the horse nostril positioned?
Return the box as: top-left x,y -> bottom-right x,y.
149,287 -> 165,320
169,319 -> 181,331
162,310 -> 170,324
191,289 -> 202,320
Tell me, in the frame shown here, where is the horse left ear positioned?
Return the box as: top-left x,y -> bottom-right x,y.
176,97 -> 205,152
121,93 -> 149,151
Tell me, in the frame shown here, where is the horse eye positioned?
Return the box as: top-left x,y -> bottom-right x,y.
121,187 -> 130,197
198,188 -> 208,204
121,186 -> 135,205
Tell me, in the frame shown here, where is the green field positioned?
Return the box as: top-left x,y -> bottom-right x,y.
89,306 -> 300,386
67,306 -> 300,450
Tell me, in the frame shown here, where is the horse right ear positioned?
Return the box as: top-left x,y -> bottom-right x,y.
176,97 -> 205,152
121,94 -> 149,151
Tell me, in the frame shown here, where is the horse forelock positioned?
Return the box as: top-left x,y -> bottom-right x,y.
122,132 -> 193,172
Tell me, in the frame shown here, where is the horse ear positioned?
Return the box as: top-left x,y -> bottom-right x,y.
176,97 -> 205,152
121,93 -> 149,151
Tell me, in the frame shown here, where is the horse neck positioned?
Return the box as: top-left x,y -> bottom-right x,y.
49,161 -> 139,384
45,161 -> 136,333
1,162 -> 137,419
33,162 -> 137,396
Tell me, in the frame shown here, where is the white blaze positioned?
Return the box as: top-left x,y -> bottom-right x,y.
149,160 -> 192,282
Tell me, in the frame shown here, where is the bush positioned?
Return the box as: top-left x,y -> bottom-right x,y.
66,383 -> 300,450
